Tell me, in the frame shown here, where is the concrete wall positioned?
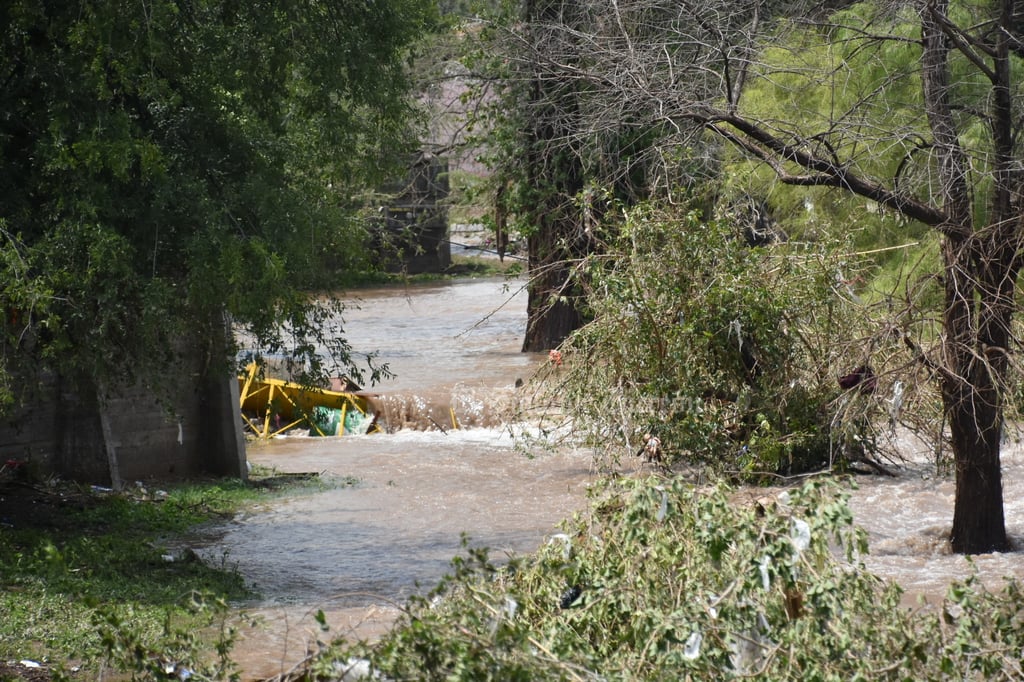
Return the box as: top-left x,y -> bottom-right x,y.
0,355 -> 247,487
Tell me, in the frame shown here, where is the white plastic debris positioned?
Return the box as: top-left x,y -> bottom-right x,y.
548,533 -> 572,561
790,518 -> 811,556
656,489 -> 669,522
729,318 -> 744,351
504,596 -> 518,619
729,632 -> 763,674
889,380 -> 904,426
19,660 -> 41,669
683,631 -> 702,660
707,593 -> 720,619
331,657 -> 377,681
759,555 -> 772,590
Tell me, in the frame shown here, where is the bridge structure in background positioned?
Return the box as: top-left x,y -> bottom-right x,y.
373,152 -> 451,275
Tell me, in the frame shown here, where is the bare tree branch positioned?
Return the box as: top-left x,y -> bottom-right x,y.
702,113 -> 953,229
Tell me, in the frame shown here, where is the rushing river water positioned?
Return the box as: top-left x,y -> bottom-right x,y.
199,277 -> 1024,680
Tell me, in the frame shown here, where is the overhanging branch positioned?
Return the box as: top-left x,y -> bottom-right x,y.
926,3 -> 998,81
700,113 -> 959,235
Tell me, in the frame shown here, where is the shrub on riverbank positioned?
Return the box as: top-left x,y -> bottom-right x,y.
527,203 -> 913,477
306,476 -> 1023,681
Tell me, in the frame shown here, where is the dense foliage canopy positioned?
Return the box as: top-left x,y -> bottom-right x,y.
0,0 -> 438,409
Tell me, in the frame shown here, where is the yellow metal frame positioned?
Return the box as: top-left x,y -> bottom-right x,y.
238,363 -> 370,439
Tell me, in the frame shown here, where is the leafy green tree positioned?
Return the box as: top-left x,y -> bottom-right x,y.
0,0 -> 438,410
704,0 -> 1024,555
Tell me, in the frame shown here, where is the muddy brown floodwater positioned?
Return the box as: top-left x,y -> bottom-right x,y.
849,435 -> 1024,601
215,433 -> 594,680
198,278 -> 1024,680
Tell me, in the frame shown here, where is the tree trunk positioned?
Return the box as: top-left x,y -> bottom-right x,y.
943,235 -> 1010,553
522,230 -> 585,352
923,0 -> 1011,554
948,408 -> 1007,553
520,0 -> 590,352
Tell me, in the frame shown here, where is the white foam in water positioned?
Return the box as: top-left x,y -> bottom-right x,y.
848,431 -> 1024,603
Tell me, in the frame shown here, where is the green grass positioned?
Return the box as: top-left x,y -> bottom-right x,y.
349,253 -> 523,287
0,470 -> 330,676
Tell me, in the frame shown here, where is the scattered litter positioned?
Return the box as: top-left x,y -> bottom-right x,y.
683,631 -> 702,660
503,596 -> 518,619
3,459 -> 26,473
161,660 -> 193,679
790,518 -> 811,556
759,555 -> 772,590
639,433 -> 663,463
548,533 -> 572,560
166,547 -> 198,563
729,318 -> 744,351
559,585 -> 583,609
332,657 -> 378,680
656,488 -> 669,522
889,380 -> 904,428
